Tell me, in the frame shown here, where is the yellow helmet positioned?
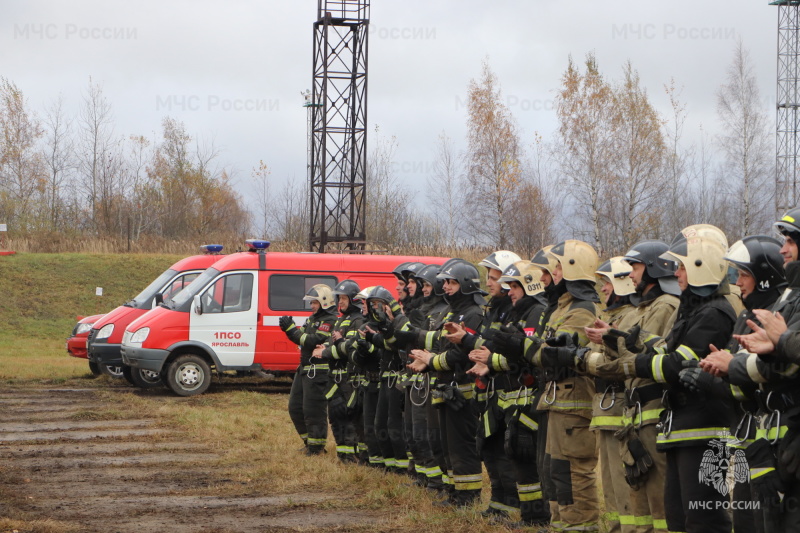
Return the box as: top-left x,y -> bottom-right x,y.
548,240 -> 599,282
530,245 -> 558,275
674,224 -> 728,251
303,284 -> 335,309
499,261 -> 545,297
596,257 -> 635,296
663,228 -> 728,296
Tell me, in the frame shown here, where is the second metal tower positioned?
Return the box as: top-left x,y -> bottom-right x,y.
774,1 -> 800,216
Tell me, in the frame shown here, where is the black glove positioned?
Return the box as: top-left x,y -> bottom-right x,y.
546,332 -> 578,348
623,436 -> 654,489
393,327 -> 418,347
328,393 -> 348,419
779,427 -> 800,480
356,338 -> 372,357
603,324 -> 643,353
440,384 -> 466,411
492,332 -> 526,359
747,438 -> 785,513
540,345 -> 578,371
504,424 -> 537,463
279,315 -> 295,332
678,360 -> 714,393
380,320 -> 395,338
363,329 -> 375,343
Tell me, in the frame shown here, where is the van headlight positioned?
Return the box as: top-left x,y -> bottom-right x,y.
129,327 -> 150,345
96,324 -> 114,339
75,322 -> 94,335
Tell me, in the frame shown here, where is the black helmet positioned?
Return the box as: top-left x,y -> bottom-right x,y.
414,264 -> 444,296
332,279 -> 361,301
364,285 -> 402,318
392,262 -> 412,282
437,261 -> 484,295
400,262 -> 425,283
775,208 -> 800,241
624,239 -> 680,296
725,235 -> 787,293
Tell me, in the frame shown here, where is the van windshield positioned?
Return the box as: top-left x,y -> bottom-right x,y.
127,269 -> 179,310
169,268 -> 221,310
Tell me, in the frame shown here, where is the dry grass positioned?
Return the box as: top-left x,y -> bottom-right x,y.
0,518 -> 80,533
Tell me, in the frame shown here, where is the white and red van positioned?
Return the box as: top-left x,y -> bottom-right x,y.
88,245 -> 226,388
120,240 -> 446,396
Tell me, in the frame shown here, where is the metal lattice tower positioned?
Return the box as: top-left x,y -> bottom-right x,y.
774,1 -> 800,216
308,0 -> 369,253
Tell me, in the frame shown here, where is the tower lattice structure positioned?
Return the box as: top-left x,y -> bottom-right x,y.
774,1 -> 800,215
308,0 -> 369,252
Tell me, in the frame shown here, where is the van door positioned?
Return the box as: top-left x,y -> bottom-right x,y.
256,273 -> 337,371
190,271 -> 257,367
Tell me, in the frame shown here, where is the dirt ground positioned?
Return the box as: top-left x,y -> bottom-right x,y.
0,386 -> 382,533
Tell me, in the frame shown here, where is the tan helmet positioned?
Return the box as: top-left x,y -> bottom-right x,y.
303,284 -> 335,309
674,224 -> 728,251
596,257 -> 635,296
530,245 -> 558,275
499,261 -> 545,297
547,240 -> 599,282
663,227 -> 728,296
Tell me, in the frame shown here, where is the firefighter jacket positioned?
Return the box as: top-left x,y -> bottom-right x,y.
525,284 -> 600,420
461,294 -> 513,352
585,287 -> 679,431
634,289 -> 736,449
285,307 -> 338,368
427,292 -> 484,385
587,301 -> 636,432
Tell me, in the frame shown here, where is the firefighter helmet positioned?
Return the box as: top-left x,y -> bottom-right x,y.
414,264 -> 444,296
725,235 -> 787,293
530,245 -> 558,275
437,261 -> 485,295
775,207 -> 800,241
673,224 -> 728,251
499,261 -> 545,297
392,262 -> 412,282
479,250 -> 522,274
596,257 -> 636,297
400,262 -> 426,283
547,240 -> 599,282
332,279 -> 361,301
303,284 -> 335,309
663,227 -> 728,296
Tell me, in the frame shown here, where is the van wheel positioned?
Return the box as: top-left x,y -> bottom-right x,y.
88,361 -> 102,376
166,355 -> 211,396
100,364 -> 125,379
131,368 -> 164,389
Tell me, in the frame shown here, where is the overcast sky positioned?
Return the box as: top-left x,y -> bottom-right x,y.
1,0 -> 777,222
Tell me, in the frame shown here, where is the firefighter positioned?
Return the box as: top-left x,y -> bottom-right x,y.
281,284 -> 339,455
408,264 -> 450,490
583,240 -> 680,533
584,257 -> 637,533
345,286 -> 385,469
686,235 -> 786,533
468,260 -> 551,526
311,280 -> 366,463
493,239 -> 602,531
407,261 -> 486,507
359,286 -> 409,473
710,213 -> 800,532
614,226 -> 737,533
450,250 -> 521,518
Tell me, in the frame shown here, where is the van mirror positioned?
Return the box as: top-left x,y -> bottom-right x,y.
193,294 -> 203,315
154,293 -> 164,306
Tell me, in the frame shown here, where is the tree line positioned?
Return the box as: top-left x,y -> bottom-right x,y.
1,41 -> 774,255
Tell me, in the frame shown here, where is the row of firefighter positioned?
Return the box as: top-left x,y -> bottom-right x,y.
278,211 -> 800,533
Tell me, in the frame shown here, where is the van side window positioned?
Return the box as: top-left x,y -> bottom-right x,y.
269,275 -> 337,311
202,273 -> 253,313
162,272 -> 200,301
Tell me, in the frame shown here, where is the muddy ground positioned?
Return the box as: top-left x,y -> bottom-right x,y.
0,386 -> 382,533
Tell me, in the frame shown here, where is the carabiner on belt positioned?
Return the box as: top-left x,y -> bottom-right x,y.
306,364 -> 317,379
732,412 -> 753,445
544,381 -> 557,405
766,409 -> 782,445
599,385 -> 616,411
333,369 -> 343,384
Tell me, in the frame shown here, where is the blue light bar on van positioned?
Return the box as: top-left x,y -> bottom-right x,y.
246,239 -> 271,251
200,244 -> 224,254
